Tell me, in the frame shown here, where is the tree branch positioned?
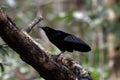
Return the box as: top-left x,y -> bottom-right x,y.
51,55 -> 92,80
25,16 -> 43,33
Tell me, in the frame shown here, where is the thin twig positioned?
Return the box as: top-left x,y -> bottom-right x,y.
25,16 -> 43,33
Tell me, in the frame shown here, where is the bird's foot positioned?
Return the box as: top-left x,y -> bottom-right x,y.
57,51 -> 65,57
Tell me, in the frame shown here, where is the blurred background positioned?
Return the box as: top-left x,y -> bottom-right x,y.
0,0 -> 120,80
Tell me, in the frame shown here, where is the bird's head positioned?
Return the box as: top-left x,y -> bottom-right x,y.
39,26 -> 56,36
39,26 -> 55,32
39,26 -> 49,30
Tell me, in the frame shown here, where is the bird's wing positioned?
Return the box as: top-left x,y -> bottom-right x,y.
64,35 -> 91,52
64,35 -> 86,44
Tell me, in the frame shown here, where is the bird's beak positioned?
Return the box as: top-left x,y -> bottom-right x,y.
38,26 -> 44,30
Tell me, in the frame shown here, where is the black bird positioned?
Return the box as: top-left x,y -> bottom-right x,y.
39,26 -> 91,54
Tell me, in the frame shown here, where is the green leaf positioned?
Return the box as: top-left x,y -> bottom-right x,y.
52,12 -> 73,22
113,5 -> 120,17
0,63 -> 4,72
0,45 -> 9,56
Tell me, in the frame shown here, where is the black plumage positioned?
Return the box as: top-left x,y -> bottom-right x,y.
39,26 -> 91,53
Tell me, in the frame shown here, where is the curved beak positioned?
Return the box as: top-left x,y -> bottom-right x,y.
38,26 -> 45,30
38,26 -> 42,28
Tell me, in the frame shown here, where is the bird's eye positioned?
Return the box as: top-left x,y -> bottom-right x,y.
44,27 -> 49,30
46,28 -> 49,29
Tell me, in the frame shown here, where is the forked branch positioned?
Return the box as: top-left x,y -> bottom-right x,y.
0,9 -> 92,80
